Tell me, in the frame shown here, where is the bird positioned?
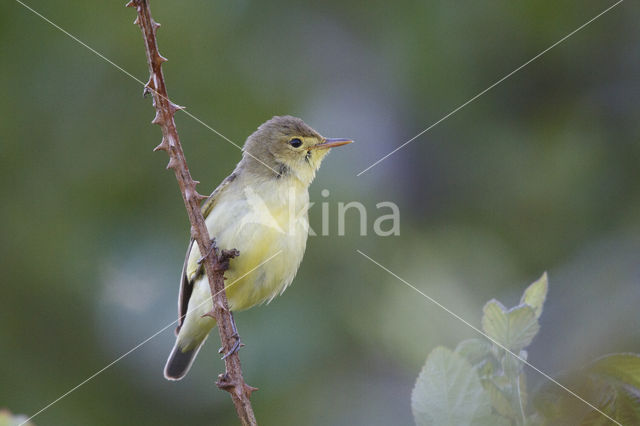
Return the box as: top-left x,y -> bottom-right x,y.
164,115 -> 352,380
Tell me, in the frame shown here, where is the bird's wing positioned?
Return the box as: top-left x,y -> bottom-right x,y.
176,172 -> 237,332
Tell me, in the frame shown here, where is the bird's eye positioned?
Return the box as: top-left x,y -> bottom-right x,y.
289,138 -> 303,148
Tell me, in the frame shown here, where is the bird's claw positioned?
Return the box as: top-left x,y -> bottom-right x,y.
197,239 -> 218,265
219,332 -> 242,360
215,248 -> 240,272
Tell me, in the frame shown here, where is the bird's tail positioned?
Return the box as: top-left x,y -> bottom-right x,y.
164,338 -> 207,381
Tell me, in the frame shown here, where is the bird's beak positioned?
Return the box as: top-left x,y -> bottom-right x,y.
310,138 -> 354,150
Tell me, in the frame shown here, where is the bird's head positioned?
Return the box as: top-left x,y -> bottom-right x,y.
241,116 -> 352,185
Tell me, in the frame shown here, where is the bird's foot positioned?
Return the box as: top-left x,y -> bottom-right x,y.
197,238 -> 218,265
219,331 -> 244,360
218,311 -> 244,359
216,248 -> 240,272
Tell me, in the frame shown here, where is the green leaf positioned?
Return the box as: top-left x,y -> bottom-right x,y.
583,353 -> 640,425
492,373 -> 511,388
588,353 -> 640,390
613,386 -> 640,425
520,272 -> 548,319
576,383 -> 640,425
0,410 -> 33,426
477,357 -> 497,379
533,353 -> 640,425
532,371 -> 594,424
412,346 -> 492,426
482,378 -> 516,419
482,300 -> 540,351
502,351 -> 526,378
456,338 -> 492,365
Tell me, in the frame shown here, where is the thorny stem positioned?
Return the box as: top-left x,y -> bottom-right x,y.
126,1 -> 257,424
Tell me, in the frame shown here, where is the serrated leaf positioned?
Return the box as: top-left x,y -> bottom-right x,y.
578,383 -> 640,426
588,353 -> 640,390
520,272 -> 548,319
582,353 -> 640,425
613,386 -> 640,424
477,358 -> 497,379
456,338 -> 492,365
482,299 -> 508,344
482,300 -> 540,351
532,371 -> 594,424
412,346 -> 492,426
533,354 -> 640,426
482,378 -> 516,419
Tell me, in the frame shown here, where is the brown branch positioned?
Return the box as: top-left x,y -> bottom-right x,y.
126,1 -> 257,424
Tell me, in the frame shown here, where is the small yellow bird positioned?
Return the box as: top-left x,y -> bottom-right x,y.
164,116 -> 352,380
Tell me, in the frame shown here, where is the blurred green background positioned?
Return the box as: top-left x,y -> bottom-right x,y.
1,0 -> 639,425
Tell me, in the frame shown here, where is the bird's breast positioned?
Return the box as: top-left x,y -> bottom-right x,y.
193,180 -> 310,311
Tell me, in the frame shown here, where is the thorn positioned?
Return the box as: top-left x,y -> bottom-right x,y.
214,299 -> 228,312
201,310 -> 217,320
143,76 -> 156,98
244,383 -> 259,398
133,16 -> 140,26
151,111 -> 163,125
152,53 -> 168,68
195,192 -> 209,202
125,1 -> 135,8
151,19 -> 161,30
166,157 -> 179,170
187,190 -> 208,203
153,139 -> 169,152
215,371 -> 258,397
216,373 -> 234,391
169,102 -> 186,113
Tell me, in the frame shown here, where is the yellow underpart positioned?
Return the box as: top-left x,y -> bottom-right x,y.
177,175 -> 308,351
